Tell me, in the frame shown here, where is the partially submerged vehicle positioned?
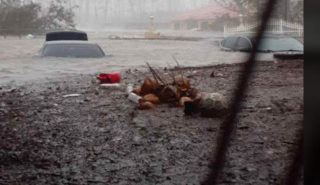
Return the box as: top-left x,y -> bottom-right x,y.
41,31 -> 106,58
220,34 -> 303,53
40,41 -> 105,58
45,31 -> 88,41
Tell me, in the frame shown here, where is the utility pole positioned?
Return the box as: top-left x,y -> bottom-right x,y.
284,0 -> 290,21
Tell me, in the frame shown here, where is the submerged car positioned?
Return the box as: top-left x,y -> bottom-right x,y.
46,31 -> 88,41
220,34 -> 303,53
40,41 -> 105,58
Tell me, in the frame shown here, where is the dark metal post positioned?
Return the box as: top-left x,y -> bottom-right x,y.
201,0 -> 279,184
285,0 -> 290,21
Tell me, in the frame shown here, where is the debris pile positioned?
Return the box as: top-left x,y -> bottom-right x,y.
126,63 -> 193,109
197,92 -> 228,117
127,62 -> 228,118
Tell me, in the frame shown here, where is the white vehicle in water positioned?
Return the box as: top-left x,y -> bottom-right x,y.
220,34 -> 304,53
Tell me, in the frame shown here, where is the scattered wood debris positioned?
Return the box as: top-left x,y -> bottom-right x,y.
127,62 -> 228,118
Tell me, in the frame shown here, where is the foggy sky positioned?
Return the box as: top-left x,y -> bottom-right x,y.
32,0 -> 212,28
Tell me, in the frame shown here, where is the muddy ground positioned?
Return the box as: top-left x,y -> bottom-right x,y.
0,60 -> 303,185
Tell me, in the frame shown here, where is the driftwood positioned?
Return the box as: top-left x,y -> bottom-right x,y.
172,55 -> 185,84
135,62 -> 194,109
146,62 -> 166,85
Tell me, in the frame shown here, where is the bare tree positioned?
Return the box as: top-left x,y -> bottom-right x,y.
290,0 -> 303,23
213,0 -> 302,22
210,0 -> 265,24
0,0 -> 76,37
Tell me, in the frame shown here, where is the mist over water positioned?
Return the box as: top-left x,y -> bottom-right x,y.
32,0 -> 212,29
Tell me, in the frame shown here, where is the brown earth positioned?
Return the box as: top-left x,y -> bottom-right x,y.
0,59 -> 303,185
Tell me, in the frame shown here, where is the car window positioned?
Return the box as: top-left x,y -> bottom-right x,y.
42,44 -> 105,58
222,36 -> 239,49
235,37 -> 252,51
258,38 -> 304,52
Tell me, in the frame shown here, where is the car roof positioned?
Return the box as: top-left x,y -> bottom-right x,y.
229,33 -> 292,40
44,40 -> 98,45
46,30 -> 87,34
45,30 -> 88,41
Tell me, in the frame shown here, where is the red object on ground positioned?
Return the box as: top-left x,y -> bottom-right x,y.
97,72 -> 121,84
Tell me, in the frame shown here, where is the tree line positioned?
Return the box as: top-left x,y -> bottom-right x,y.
0,0 -> 75,37
213,0 -> 303,24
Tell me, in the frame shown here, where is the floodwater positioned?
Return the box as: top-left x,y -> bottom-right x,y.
0,31 -> 273,86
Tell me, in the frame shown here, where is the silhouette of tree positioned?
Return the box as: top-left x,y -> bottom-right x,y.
213,0 -> 303,23
0,0 -> 75,37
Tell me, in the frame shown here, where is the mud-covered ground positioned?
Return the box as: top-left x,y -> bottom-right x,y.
0,59 -> 303,185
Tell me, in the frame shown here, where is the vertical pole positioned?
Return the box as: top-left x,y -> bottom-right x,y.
280,19 -> 283,34
150,16 -> 155,30
284,0 -> 288,21
239,14 -> 244,26
201,0 -> 279,184
285,0 -> 290,21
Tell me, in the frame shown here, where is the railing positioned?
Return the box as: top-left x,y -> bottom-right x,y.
223,19 -> 304,37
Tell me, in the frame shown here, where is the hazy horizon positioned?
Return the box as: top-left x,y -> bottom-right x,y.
30,0 -> 212,29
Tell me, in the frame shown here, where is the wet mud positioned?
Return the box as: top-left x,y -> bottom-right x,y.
0,60 -> 303,185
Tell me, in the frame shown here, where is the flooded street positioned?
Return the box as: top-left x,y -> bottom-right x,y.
0,32 -> 273,86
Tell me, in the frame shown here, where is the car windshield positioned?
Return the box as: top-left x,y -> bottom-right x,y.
42,44 -> 105,58
258,37 -> 304,52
